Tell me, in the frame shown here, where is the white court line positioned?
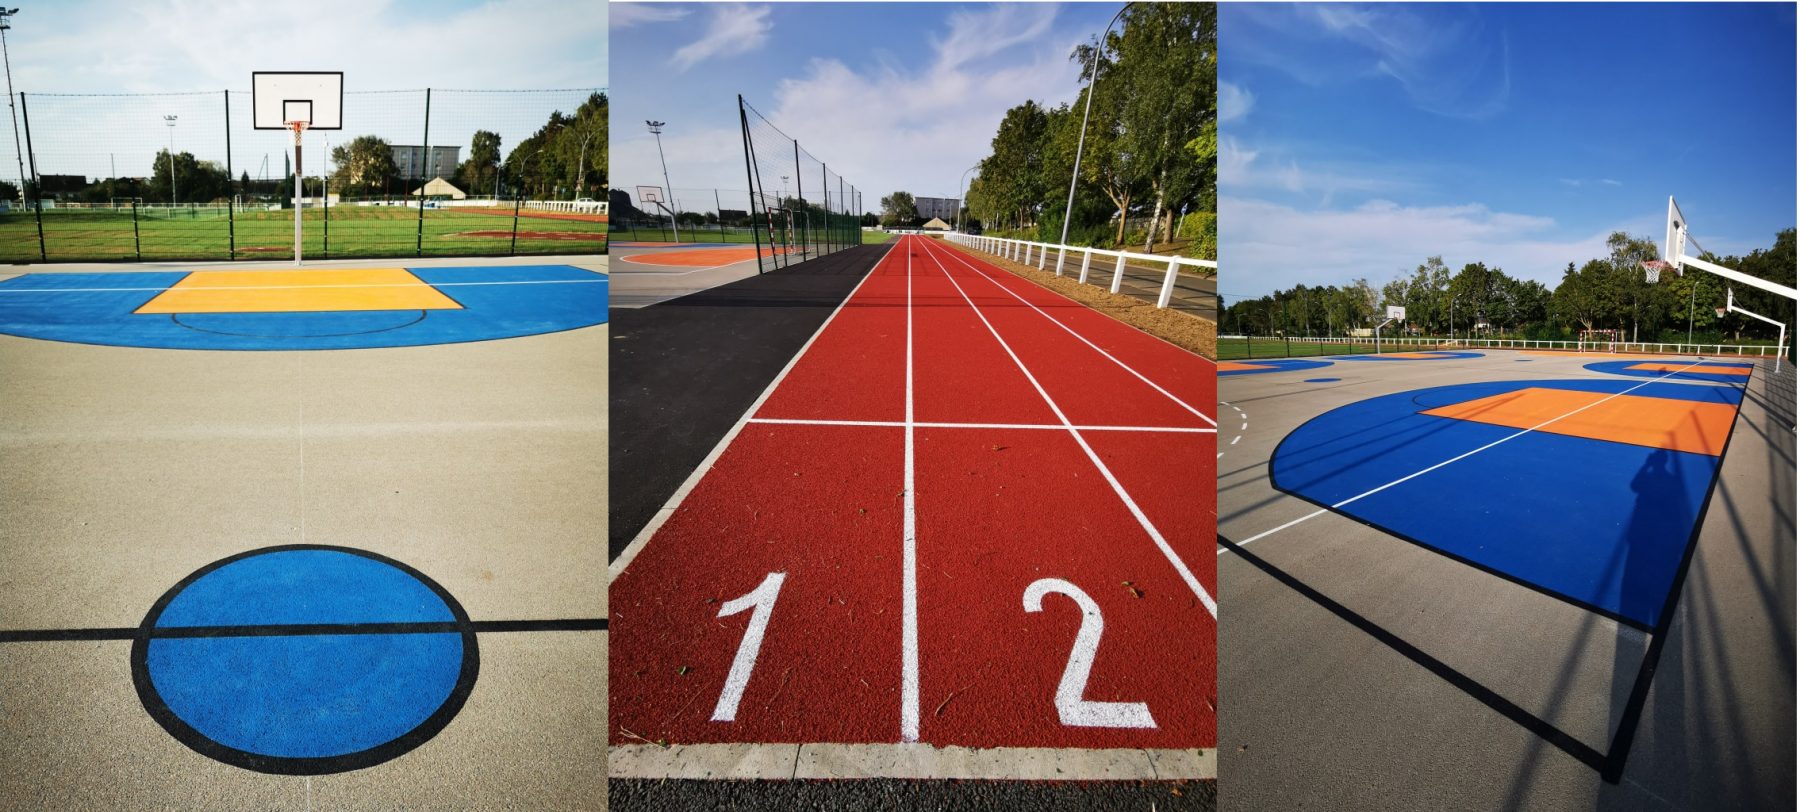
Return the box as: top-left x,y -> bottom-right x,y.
929,238 -> 1216,427
920,238 -> 1218,619
608,239 -> 902,579
0,279 -> 604,293
747,417 -> 1214,433
901,236 -> 921,743
1218,359 -> 1710,556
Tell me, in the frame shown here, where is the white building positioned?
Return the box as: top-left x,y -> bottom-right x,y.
914,196 -> 959,222
390,145 -> 461,181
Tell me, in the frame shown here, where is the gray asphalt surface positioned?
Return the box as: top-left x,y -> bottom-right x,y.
1216,350 -> 1794,811
0,258 -> 608,810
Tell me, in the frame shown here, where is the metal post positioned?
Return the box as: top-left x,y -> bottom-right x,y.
417,88 -> 430,257
293,126 -> 302,266
321,133 -> 329,259
793,141 -> 804,257
1060,3 -> 1130,247
510,197 -> 520,256
20,91 -> 41,261
648,120 -> 679,243
0,8 -> 25,208
738,96 -> 766,274
165,115 -> 178,206
131,201 -> 140,260
224,90 -> 235,260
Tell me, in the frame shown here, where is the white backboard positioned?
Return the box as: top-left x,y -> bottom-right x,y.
636,186 -> 666,204
1664,196 -> 1687,266
1387,305 -> 1406,321
253,72 -> 342,129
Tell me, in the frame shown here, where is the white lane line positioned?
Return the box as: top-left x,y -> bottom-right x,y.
0,279 -> 604,293
1218,359 -> 1709,556
921,241 -> 1217,619
920,237 -> 1216,428
747,418 -> 1214,433
610,239 -> 902,579
901,236 -> 921,743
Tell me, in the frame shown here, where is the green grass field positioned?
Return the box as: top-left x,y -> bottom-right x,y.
863,230 -> 895,244
0,207 -> 607,263
1219,337 -> 1390,360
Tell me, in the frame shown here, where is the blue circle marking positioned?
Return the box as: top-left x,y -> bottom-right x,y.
131,546 -> 478,774
0,266 -> 607,350
1584,358 -> 1756,384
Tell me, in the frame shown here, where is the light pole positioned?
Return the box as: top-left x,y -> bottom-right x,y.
163,115 -> 178,206
956,163 -> 978,233
0,7 -> 23,207
646,120 -> 678,242
1059,2 -> 1131,248
576,126 -> 599,200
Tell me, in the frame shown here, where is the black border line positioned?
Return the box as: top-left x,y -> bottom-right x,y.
171,309 -> 429,338
1242,372 -> 1752,782
129,544 -> 477,776
0,617 -> 606,643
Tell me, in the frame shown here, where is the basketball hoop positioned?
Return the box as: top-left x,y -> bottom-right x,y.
1716,307 -> 1728,319
1642,260 -> 1676,283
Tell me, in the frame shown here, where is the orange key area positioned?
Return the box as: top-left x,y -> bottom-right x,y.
1626,362 -> 1752,377
1422,387 -> 1736,456
1218,361 -> 1277,372
135,269 -> 462,314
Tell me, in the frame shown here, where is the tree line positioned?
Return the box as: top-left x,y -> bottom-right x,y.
954,3 -> 1216,259
1224,228 -> 1797,345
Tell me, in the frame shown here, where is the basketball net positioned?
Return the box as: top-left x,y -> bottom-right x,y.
1642,260 -> 1676,284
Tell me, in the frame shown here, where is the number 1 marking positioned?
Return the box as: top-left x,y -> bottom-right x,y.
710,572 -> 785,722
1023,578 -> 1156,729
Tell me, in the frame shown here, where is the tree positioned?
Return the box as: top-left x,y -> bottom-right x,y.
330,136 -> 402,197
145,150 -> 230,205
455,130 -> 503,197
880,191 -> 918,228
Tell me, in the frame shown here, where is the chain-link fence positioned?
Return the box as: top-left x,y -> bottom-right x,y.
0,88 -> 607,263
608,186 -> 763,245
736,95 -> 862,274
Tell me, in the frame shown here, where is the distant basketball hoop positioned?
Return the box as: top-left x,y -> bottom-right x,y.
1642,260 -> 1677,284
254,72 -> 342,267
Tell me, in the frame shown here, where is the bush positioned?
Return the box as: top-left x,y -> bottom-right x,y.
1181,212 -> 1216,261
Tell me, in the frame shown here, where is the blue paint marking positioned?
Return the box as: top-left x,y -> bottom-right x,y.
1585,358 -> 1756,384
1304,378 -> 1341,383
1335,351 -> 1484,361
144,550 -> 466,761
0,265 -> 607,350
1515,359 -> 1532,362
1221,358 -> 1334,376
1272,380 -> 1738,627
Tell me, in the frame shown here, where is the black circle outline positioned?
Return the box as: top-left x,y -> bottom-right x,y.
129,544 -> 480,776
170,310 -> 429,338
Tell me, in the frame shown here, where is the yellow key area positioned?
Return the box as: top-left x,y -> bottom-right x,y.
135,269 -> 463,314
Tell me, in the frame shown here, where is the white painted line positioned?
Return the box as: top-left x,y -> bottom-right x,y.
922,237 -> 1217,427
746,418 -> 1214,433
1231,436 -> 1239,445
609,239 -> 902,579
609,742 -> 1216,780
901,236 -> 921,743
922,241 -> 1217,619
1219,359 -> 1709,555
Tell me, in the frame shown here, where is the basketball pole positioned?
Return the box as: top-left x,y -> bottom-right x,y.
293,125 -> 303,266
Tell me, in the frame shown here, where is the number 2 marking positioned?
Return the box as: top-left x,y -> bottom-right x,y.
1023,578 -> 1156,729
710,572 -> 785,722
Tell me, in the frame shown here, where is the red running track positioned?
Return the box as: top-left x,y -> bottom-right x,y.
610,235 -> 1216,750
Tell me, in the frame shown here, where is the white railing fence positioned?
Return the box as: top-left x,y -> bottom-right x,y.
944,233 -> 1216,309
526,200 -> 607,215
1220,334 -> 1791,364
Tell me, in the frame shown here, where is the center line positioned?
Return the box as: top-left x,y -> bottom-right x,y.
1219,359 -> 1712,555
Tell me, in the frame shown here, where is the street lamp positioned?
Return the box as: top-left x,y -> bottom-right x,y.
164,115 -> 178,206
1,7 -> 24,207
576,125 -> 599,200
1059,2 -> 1131,248
956,163 -> 979,233
646,120 -> 679,242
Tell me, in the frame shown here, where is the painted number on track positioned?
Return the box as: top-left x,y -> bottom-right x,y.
1023,578 -> 1156,729
710,572 -> 785,722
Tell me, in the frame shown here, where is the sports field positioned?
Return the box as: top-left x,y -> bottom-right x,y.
1216,348 -> 1794,810
0,207 -> 607,263
610,235 -> 1216,780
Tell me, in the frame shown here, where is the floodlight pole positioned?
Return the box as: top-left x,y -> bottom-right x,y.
0,8 -> 23,207
646,120 -> 678,242
164,116 -> 178,206
956,163 -> 978,233
577,126 -> 598,200
1060,2 -> 1131,248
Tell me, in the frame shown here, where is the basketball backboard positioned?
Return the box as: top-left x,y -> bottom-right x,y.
636,186 -> 666,205
252,72 -> 342,130
1387,305 -> 1406,321
1664,196 -> 1688,267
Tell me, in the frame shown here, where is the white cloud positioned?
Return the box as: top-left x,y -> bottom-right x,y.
611,3 -> 689,29
1218,195 -> 1666,300
1600,179 -> 1621,186
931,4 -> 1059,72
1219,81 -> 1255,122
671,4 -> 773,71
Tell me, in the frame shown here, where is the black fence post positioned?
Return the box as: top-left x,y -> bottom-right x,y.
132,201 -> 141,261
224,90 -> 236,260
416,88 -> 430,257
510,197 -> 520,256
739,95 -> 765,274
322,170 -> 329,259
20,93 -> 45,262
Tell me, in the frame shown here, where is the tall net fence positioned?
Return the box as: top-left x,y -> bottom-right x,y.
737,96 -> 862,273
1,88 -> 606,263
609,186 -> 764,245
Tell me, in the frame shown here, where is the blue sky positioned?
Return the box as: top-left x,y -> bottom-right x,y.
1220,3 -> 1796,301
609,2 -> 1120,216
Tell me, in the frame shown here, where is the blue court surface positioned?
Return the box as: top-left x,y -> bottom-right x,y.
0,266 -> 607,350
1271,379 -> 1743,627
1220,358 -> 1334,376
1585,358 -> 1758,384
1334,351 -> 1484,361
133,547 -> 476,774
